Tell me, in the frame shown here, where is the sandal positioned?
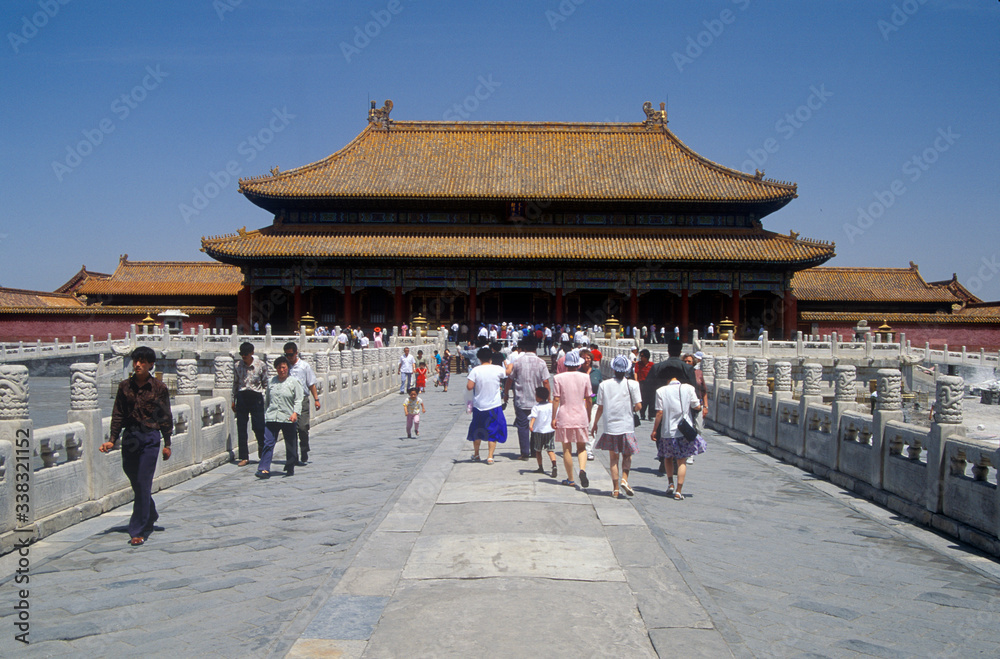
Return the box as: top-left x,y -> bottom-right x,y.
620,480 -> 634,497
612,490 -> 620,498
561,479 -> 576,487
129,537 -> 144,546
665,484 -> 675,497
486,458 -> 494,465
472,454 -> 481,462
673,491 -> 685,500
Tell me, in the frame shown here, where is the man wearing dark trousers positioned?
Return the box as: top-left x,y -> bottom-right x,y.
284,342 -> 320,463
232,341 -> 268,466
101,346 -> 173,547
504,337 -> 551,459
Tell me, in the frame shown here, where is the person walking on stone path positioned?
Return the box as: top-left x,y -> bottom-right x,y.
529,385 -> 558,477
504,336 -> 551,460
101,346 -> 173,547
591,355 -> 641,498
466,347 -> 510,464
415,360 -> 428,392
232,341 -> 268,466
398,346 -> 416,394
438,348 -> 451,392
403,387 -> 426,438
257,356 -> 304,479
651,374 -> 705,500
551,349 -> 593,488
284,342 -> 320,464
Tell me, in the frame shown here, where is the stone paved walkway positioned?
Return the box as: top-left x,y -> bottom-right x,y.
2,375 -> 999,658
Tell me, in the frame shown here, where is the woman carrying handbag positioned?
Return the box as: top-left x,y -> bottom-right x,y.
651,376 -> 706,500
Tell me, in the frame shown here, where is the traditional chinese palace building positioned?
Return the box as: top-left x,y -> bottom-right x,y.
200,101 -> 835,338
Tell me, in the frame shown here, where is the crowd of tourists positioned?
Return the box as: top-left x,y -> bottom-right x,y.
459,331 -> 709,500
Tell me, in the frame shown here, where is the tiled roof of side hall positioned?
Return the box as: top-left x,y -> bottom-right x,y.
237,106 -> 798,206
0,287 -> 87,308
76,257 -> 243,297
201,225 -> 834,266
791,265 -> 962,303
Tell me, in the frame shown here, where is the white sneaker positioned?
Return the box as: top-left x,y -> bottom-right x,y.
686,457 -> 695,465
587,453 -> 595,461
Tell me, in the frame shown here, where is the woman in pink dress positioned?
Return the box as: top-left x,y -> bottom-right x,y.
373,327 -> 384,348
551,350 -> 593,489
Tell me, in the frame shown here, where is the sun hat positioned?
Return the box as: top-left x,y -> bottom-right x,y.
563,350 -> 582,367
612,355 -> 631,372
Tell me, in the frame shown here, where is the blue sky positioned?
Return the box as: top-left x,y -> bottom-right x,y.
2,0 -> 998,300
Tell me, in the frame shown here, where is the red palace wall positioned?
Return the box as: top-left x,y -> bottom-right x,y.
0,315 -> 230,343
812,322 -> 1000,352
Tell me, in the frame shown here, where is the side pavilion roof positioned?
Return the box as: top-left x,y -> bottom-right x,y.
238,103 -> 798,213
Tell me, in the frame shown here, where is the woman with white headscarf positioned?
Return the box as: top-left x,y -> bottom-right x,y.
591,355 -> 642,498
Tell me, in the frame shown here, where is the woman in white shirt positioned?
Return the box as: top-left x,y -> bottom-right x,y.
591,355 -> 642,498
652,376 -> 706,500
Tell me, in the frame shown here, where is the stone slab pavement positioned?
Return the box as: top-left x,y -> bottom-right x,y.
2,374 -> 999,657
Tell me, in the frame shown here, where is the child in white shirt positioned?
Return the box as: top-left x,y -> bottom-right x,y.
529,386 -> 557,478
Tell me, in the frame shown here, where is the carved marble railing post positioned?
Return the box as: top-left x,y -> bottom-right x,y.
709,356 -> 731,426
926,375 -> 966,514
773,362 -> 792,399
731,357 -> 747,384
869,368 -> 904,489
0,366 -> 32,543
175,359 -> 203,464
802,363 -> 823,399
211,355 -> 235,456
749,357 -> 768,397
314,352 -> 329,420
68,364 -> 105,500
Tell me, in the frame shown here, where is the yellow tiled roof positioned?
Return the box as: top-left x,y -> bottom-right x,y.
0,305 -> 233,316
238,119 -> 797,206
791,265 -> 960,303
0,287 -> 86,308
800,311 -> 1000,325
76,257 -> 243,297
202,225 -> 834,265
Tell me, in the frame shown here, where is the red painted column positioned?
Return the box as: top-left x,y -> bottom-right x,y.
293,286 -> 302,328
783,291 -> 798,340
628,289 -> 638,326
731,288 -> 740,333
680,290 -> 689,338
554,287 -> 563,324
469,286 -> 477,325
343,285 -> 354,326
394,286 -> 404,328
237,286 -> 251,333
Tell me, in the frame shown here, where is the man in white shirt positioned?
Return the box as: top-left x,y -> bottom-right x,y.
466,347 -> 511,464
336,329 -> 348,351
283,342 -> 320,464
398,346 -> 416,394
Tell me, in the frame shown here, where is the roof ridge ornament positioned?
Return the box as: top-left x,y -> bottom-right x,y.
642,101 -> 668,127
368,99 -> 394,129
